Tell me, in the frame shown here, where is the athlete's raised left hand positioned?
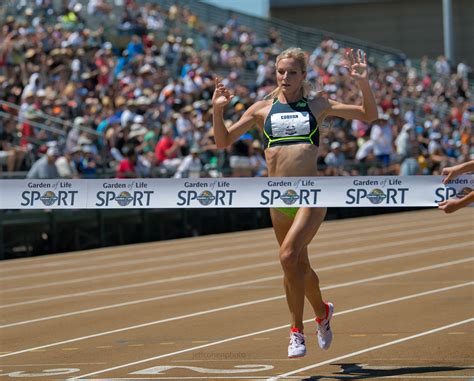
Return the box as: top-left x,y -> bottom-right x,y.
344,48 -> 368,82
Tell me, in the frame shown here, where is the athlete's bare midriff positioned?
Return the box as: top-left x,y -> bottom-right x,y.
264,144 -> 319,177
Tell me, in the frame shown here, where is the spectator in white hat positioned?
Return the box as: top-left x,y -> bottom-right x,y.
325,141 -> 346,168
370,114 -> 393,166
56,148 -> 80,179
395,123 -> 413,159
26,147 -> 60,179
173,146 -> 202,178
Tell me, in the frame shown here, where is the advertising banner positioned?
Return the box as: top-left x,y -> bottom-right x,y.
0,176 -> 472,209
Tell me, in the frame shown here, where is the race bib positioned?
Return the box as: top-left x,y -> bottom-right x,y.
270,112 -> 310,137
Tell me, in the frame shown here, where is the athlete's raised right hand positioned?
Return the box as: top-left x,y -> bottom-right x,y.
212,78 -> 234,109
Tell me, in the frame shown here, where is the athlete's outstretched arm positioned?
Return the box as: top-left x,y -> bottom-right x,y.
211,78 -> 261,148
320,49 -> 378,123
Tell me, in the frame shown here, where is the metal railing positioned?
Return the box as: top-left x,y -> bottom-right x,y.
0,100 -> 101,137
0,110 -> 66,137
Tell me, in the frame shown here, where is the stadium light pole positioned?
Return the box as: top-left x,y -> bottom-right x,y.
442,0 -> 454,64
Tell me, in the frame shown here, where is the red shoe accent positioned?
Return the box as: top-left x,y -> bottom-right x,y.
290,327 -> 301,333
316,302 -> 329,323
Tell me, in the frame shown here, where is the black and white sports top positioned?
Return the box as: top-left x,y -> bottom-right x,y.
262,98 -> 319,149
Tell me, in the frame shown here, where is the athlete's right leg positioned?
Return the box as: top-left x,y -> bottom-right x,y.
270,207 -> 327,331
271,219 -> 325,317
270,209 -> 306,358
270,209 -> 304,331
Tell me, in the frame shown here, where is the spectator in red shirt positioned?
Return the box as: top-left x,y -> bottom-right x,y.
154,125 -> 183,174
116,146 -> 139,178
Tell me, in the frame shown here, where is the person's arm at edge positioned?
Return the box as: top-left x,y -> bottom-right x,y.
442,160 -> 474,184
438,191 -> 474,213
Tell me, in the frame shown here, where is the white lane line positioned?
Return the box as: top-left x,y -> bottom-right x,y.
2,218 -> 465,293
0,262 -> 280,310
66,376 -> 298,381
1,237 -> 470,309
1,253 -> 276,293
270,318 -> 474,380
1,211 -> 441,270
0,232 -> 274,272
64,377 -> 474,380
68,285 -> 474,379
0,363 -> 106,366
360,377 -> 473,379
3,216 -> 469,280
1,261 -> 471,359
0,240 -> 276,281
2,243 -> 472,327
4,219 -> 469,292
0,221 -> 412,277
0,273 -> 281,327
67,376 -> 301,381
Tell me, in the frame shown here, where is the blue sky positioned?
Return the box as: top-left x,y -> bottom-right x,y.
199,0 -> 269,18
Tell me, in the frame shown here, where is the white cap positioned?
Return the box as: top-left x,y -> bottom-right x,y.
139,64 -> 153,74
78,136 -> 92,145
47,147 -> 60,157
73,116 -> 84,127
82,145 -> 94,153
129,125 -> 148,138
136,96 -> 151,106
133,115 -> 144,124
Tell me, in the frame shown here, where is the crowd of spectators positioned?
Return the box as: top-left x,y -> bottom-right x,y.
0,0 -> 472,179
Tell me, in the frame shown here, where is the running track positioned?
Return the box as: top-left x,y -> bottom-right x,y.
0,208 -> 473,380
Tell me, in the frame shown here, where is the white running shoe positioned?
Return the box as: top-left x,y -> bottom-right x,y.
288,327 -> 306,358
316,302 -> 334,350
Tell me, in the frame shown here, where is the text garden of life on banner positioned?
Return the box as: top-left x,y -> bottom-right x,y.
0,176 -> 472,209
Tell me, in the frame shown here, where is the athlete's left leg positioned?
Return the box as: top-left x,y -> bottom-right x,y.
299,245 -> 326,318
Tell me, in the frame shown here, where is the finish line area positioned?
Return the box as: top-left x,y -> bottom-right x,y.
1,175 -> 473,209
0,208 -> 472,379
